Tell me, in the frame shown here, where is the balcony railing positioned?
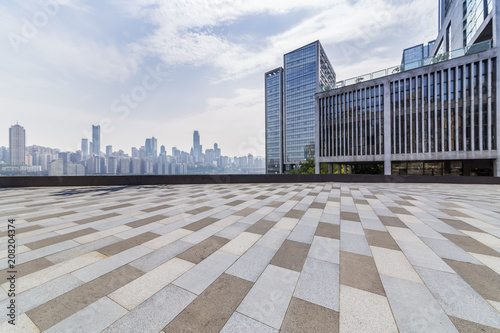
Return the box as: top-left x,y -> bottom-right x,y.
321,39 -> 492,91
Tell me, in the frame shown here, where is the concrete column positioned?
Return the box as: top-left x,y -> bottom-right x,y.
384,80 -> 392,175
327,163 -> 333,174
495,1 -> 500,176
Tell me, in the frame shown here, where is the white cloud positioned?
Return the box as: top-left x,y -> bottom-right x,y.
129,0 -> 437,82
1,1 -> 140,83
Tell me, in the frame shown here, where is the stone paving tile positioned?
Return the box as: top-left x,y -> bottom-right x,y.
416,266 -> 500,328
221,312 -> 278,333
370,246 -> 423,283
226,245 -> 276,282
2,183 -> 500,332
109,257 -> 194,310
294,257 -> 339,311
216,221 -> 251,239
24,228 -> 97,250
72,245 -> 152,282
173,250 -> 238,295
450,316 -> 500,333
2,252 -> 103,294
281,297 -> 339,333
421,237 -> 483,264
245,219 -> 276,235
45,235 -> 121,264
177,235 -> 229,264
129,239 -> 194,272
381,275 -> 458,332
98,232 -> 159,256
0,257 -> 54,278
315,222 -> 340,239
0,274 -> 84,321
27,264 -> 143,331
104,285 -> 196,333
379,215 -> 408,228
340,251 -> 385,296
142,228 -> 193,249
364,229 -> 400,250
339,285 -> 397,333
287,224 -> 317,244
164,273 -> 253,333
219,232 -> 261,256
308,236 -> 339,264
270,239 -> 310,272
183,217 -> 219,231
340,231 -> 371,256
44,297 -> 127,333
470,253 -> 500,275
237,264 -> 299,330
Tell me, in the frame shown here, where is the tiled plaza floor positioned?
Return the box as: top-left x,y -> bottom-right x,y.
0,182 -> 500,332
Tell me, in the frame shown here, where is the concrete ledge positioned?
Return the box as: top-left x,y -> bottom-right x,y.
1,174 -> 500,187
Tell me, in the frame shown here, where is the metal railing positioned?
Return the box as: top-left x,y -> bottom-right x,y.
321,39 -> 492,91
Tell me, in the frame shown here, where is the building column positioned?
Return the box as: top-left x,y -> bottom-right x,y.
384,80 -> 392,175
315,160 -> 320,174
384,158 -> 391,176
327,163 -> 333,174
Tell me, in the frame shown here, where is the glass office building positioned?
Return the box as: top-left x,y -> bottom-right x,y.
265,68 -> 283,174
264,41 -> 335,173
265,40 -> 335,173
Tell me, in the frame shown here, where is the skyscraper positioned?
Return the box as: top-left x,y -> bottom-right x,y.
92,125 -> 100,156
81,138 -> 88,160
145,137 -> 158,159
193,130 -> 202,162
9,123 -> 26,165
214,143 -> 221,159
265,68 -> 283,173
106,145 -> 112,157
265,41 -> 335,173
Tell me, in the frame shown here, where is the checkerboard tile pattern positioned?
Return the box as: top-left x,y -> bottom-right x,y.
1,183 -> 500,332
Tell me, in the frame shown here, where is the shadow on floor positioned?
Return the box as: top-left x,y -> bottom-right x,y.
50,185 -> 172,197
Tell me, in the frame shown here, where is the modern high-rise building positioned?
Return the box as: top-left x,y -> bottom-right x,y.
9,123 -> 26,165
106,145 -> 112,157
92,125 -> 100,156
316,0 -> 499,177
214,143 -> 221,159
265,40 -> 336,173
265,68 -> 283,173
145,137 -> 158,160
193,130 -> 202,162
81,138 -> 88,160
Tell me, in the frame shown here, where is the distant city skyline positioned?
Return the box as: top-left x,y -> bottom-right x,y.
1,123 -> 265,176
1,1 -> 437,155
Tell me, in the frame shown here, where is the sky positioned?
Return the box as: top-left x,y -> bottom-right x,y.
0,0 -> 437,157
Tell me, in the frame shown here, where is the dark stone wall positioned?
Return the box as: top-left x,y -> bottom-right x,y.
1,174 -> 500,188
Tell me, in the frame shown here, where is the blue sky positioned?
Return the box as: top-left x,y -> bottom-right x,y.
0,0 -> 437,157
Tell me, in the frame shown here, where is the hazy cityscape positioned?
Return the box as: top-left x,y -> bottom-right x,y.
1,124 -> 264,176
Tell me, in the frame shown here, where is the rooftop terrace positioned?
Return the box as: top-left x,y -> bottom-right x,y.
1,182 -> 500,332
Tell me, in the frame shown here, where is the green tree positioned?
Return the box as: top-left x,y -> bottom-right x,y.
289,158 -> 328,174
